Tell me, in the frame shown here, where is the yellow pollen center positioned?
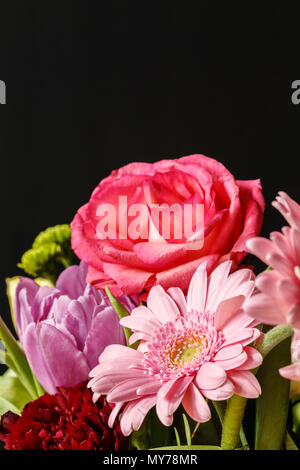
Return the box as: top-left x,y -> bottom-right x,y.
162,332 -> 208,370
179,346 -> 200,363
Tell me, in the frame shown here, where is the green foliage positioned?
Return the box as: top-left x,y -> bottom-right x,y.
0,316 -> 44,400
18,224 -> 76,283
105,286 -> 138,348
0,368 -> 32,416
255,337 -> 291,450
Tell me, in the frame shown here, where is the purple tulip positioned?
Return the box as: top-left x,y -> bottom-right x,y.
14,262 -> 138,394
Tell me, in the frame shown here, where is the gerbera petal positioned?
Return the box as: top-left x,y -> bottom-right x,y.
244,293 -> 286,325
214,295 -> 245,331
108,402 -> 124,428
227,370 -> 261,398
214,344 -> 243,361
279,363 -> 300,381
147,285 -> 180,323
246,237 -> 277,265
187,262 -> 207,314
121,396 -> 157,436
167,287 -> 187,316
206,261 -> 232,311
107,377 -> 153,402
222,327 -> 261,348
235,346 -> 263,370
195,362 -> 227,390
214,351 -> 248,370
182,382 -> 211,423
201,379 -> 234,400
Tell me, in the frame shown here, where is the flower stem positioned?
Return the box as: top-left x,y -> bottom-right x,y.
255,324 -> 294,361
221,395 -> 248,450
220,324 -> 294,450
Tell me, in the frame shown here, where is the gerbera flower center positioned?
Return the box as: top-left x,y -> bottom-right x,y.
163,331 -> 208,368
144,313 -> 224,381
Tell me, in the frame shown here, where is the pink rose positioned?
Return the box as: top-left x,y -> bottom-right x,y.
71,154 -> 265,298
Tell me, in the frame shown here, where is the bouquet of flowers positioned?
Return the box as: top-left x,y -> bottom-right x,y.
1,154 -> 299,451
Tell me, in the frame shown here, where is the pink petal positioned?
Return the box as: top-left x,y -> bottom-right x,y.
195,362 -> 227,390
97,344 -> 143,365
291,229 -> 300,267
255,270 -> 282,298
206,261 -> 232,311
147,285 -> 180,323
222,327 -> 261,348
156,376 -> 193,416
244,293 -> 287,325
23,322 -> 90,394
187,262 -> 208,314
121,396 -> 157,436
155,254 -> 219,296
107,377 -> 153,402
270,231 -> 294,263
215,295 -> 245,331
214,351 -> 248,370
287,303 -> 300,329
246,237 -> 277,265
201,379 -> 234,400
103,262 -> 154,295
279,363 -> 300,381
222,309 -> 257,336
278,278 -> 300,305
182,382 -> 211,423
133,242 -> 188,270
235,346 -> 263,370
167,287 -> 188,316
108,402 -> 124,428
214,344 -> 243,361
227,370 -> 261,398
120,315 -> 160,338
266,251 -> 293,277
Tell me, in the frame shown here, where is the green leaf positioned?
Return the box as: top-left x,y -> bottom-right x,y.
150,445 -> 221,450
182,413 -> 192,447
174,427 -> 181,446
0,316 -> 39,399
255,337 -> 291,450
105,286 -> 137,348
285,431 -> 299,450
0,368 -> 32,416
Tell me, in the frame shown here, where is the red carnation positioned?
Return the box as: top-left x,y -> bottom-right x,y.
0,382 -> 128,450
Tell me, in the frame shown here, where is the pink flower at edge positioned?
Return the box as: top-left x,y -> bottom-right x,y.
88,261 -> 262,436
245,192 -> 300,329
279,329 -> 300,381
71,155 -> 265,299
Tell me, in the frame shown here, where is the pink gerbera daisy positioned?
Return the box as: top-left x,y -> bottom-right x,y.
245,192 -> 300,328
88,261 -> 262,436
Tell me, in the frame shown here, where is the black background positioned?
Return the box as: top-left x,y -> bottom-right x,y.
0,1 -> 299,351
